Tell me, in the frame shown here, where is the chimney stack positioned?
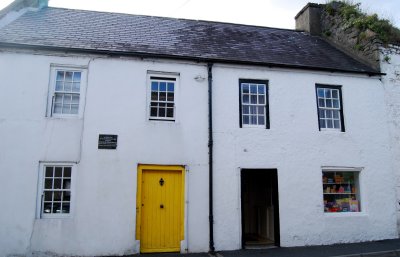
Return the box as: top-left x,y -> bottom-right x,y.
295,3 -> 323,36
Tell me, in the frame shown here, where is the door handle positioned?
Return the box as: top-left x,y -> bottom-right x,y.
160,204 -> 164,209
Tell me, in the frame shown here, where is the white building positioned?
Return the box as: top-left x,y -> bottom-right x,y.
0,1 -> 398,256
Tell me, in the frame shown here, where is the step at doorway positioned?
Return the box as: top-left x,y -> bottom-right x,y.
241,169 -> 280,249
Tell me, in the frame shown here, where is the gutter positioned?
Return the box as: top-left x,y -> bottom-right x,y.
0,42 -> 385,76
207,63 -> 215,254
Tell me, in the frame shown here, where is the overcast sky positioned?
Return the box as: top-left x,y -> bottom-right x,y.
0,0 -> 399,29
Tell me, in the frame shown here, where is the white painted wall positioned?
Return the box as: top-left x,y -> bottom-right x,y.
212,64 -> 398,249
380,45 -> 400,236
0,51 -> 210,256
0,49 -> 398,256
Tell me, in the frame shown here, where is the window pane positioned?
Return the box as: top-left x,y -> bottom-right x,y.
250,95 -> 257,104
159,82 -> 166,91
320,119 -> 326,128
64,167 -> 71,177
63,191 -> 71,201
43,203 -> 52,214
243,115 -> 249,124
62,105 -> 70,114
243,95 -> 249,104
55,167 -> 62,177
45,179 -> 53,189
70,105 -> 79,114
65,72 -> 73,82
258,106 -> 264,115
54,179 -> 62,189
317,88 -> 324,98
54,94 -> 63,104
159,108 -> 166,117
45,167 -> 53,177
72,82 -> 80,92
243,105 -> 249,114
55,81 -> 63,91
334,120 -> 340,129
64,82 -> 72,92
319,109 -> 325,118
318,99 -> 325,107
52,203 -> 61,213
151,81 -> 158,91
159,92 -> 166,101
62,203 -> 70,213
54,104 -> 62,114
73,72 -> 81,81
72,95 -> 79,104
258,116 -> 265,125
250,106 -> 257,114
44,191 -> 52,201
63,94 -> 72,104
326,110 -> 332,118
150,107 -> 157,117
258,85 -> 265,94
333,100 -> 339,108
166,108 -> 174,118
258,95 -> 265,104
327,119 -> 333,128
167,83 -> 174,92
333,110 -> 339,119
56,71 -> 64,81
250,85 -> 257,94
242,84 -> 249,93
325,89 -> 331,98
250,115 -> 257,125
332,90 -> 338,98
326,99 -> 332,108
167,93 -> 174,102
151,92 -> 158,101
63,179 -> 71,190
53,191 -> 62,201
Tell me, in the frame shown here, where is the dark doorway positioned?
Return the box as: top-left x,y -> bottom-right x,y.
241,169 -> 280,249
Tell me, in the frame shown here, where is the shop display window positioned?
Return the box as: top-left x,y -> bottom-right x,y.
322,171 -> 360,213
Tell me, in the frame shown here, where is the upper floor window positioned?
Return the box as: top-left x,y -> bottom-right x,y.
239,79 -> 269,128
316,85 -> 345,132
148,74 -> 177,121
47,66 -> 87,117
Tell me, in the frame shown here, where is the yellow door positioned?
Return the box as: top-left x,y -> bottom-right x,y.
137,165 -> 184,253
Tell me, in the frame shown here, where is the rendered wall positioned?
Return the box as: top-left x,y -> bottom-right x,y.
212,64 -> 398,250
0,51 -> 210,256
381,45 -> 400,235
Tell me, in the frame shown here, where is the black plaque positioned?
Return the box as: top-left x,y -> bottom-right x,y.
98,134 -> 118,149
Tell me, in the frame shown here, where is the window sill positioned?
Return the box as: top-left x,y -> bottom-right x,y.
324,212 -> 367,217
241,125 -> 268,129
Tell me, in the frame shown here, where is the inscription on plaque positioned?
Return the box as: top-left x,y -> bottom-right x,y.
98,134 -> 118,149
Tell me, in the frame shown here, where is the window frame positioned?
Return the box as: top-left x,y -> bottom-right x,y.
239,79 -> 270,129
321,168 -> 362,214
36,162 -> 76,219
46,65 -> 87,118
315,84 -> 345,132
147,71 -> 179,122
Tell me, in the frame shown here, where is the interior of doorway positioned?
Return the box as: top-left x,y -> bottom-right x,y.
241,169 -> 280,249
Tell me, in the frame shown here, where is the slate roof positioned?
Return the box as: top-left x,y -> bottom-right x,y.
0,7 -> 379,74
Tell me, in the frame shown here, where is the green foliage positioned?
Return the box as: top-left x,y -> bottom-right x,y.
323,30 -> 332,37
383,55 -> 391,63
324,1 -> 400,44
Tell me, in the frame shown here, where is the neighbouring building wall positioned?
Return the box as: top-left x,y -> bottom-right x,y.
212,64 -> 398,249
380,45 -> 400,234
0,50 -> 210,256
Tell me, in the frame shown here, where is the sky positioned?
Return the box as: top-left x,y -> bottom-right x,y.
0,0 -> 399,29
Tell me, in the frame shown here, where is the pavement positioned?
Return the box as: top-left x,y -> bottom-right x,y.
130,239 -> 400,257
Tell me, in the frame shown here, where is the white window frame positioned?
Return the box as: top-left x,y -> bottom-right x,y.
36,162 -> 76,219
146,71 -> 179,122
239,80 -> 269,128
46,65 -> 88,118
321,167 -> 362,214
316,85 -> 344,132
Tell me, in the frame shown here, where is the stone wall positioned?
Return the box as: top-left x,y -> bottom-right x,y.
320,3 -> 381,71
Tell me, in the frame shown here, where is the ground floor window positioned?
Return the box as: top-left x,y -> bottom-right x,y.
322,171 -> 360,213
38,163 -> 74,218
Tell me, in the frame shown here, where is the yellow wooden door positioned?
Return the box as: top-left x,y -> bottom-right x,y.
139,167 -> 183,253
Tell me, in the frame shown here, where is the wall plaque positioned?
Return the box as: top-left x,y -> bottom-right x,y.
98,134 -> 118,149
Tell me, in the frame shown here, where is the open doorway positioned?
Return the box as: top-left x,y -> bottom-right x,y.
241,169 -> 280,249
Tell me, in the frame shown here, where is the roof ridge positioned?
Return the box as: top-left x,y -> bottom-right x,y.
43,6 -> 303,33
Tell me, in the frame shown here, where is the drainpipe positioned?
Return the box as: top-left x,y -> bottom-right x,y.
207,63 -> 215,254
